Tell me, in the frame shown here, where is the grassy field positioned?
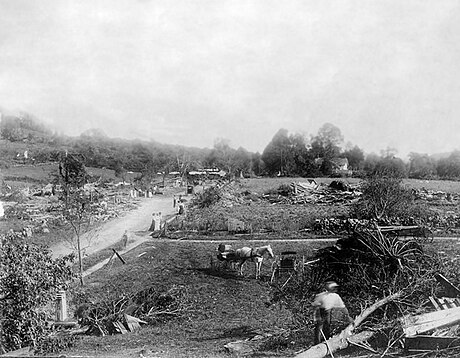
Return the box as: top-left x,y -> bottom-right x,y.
402,178 -> 460,192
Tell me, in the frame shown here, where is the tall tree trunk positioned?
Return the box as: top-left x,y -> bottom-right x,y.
77,235 -> 84,286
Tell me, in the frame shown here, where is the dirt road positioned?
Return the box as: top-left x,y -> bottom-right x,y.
51,193 -> 182,259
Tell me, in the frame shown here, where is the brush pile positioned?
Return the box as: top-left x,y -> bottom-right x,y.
76,285 -> 189,336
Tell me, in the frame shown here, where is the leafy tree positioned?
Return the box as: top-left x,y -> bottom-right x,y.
113,160 -> 127,182
380,146 -> 398,159
408,152 -> 436,179
261,128 -> 291,176
233,147 -> 252,178
207,138 -> 237,179
363,153 -> 381,173
437,151 -> 460,179
374,156 -> 408,178
0,233 -> 75,352
310,123 -> 344,160
59,153 -> 88,191
0,116 -> 24,141
134,147 -> 173,188
287,133 -> 317,176
343,145 -> 365,170
130,143 -> 154,172
319,158 -> 334,176
251,152 -> 265,176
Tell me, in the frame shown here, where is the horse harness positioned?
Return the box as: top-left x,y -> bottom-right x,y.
248,248 -> 263,260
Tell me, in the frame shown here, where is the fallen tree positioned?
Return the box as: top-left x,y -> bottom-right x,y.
295,291 -> 403,358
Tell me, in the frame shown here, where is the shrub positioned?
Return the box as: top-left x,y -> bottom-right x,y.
0,233 -> 75,352
192,186 -> 222,208
352,176 -> 414,220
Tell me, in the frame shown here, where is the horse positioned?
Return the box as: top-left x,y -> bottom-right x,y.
233,245 -> 274,279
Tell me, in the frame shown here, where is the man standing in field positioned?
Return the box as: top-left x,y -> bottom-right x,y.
312,281 -> 353,344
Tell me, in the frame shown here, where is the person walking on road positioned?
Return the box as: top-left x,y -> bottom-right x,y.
312,281 -> 353,344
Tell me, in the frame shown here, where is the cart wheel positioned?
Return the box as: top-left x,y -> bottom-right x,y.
298,256 -> 305,275
270,263 -> 279,283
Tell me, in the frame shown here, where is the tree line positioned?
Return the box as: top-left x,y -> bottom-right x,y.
2,114 -> 460,180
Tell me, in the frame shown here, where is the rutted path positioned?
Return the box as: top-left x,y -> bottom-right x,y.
50,193 -> 181,259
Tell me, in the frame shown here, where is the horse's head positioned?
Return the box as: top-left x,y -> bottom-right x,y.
266,245 -> 274,258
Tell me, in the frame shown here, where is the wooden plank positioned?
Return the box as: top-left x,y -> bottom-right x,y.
112,249 -> 126,264
445,299 -> 456,309
124,313 -> 147,331
440,297 -> 450,310
0,346 -> 31,356
430,296 -> 460,310
401,307 -> 460,336
405,335 -> 460,351
434,273 -> 460,297
429,296 -> 441,311
113,321 -> 128,334
124,314 -> 147,324
126,321 -> 139,332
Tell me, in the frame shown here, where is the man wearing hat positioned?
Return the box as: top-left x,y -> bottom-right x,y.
312,281 -> 353,344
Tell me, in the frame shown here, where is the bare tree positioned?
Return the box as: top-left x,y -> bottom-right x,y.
58,153 -> 96,286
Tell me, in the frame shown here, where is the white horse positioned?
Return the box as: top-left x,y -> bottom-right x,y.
234,245 -> 274,279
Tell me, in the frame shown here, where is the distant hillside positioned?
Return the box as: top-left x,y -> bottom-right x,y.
0,112 -> 219,178
430,151 -> 458,161
0,112 -> 52,142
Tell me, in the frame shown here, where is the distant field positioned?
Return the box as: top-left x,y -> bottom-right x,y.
402,178 -> 460,193
0,163 -> 119,187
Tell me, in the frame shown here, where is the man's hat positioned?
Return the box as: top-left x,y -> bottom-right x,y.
325,281 -> 339,291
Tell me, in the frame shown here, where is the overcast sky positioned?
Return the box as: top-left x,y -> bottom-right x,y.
1,0 -> 459,157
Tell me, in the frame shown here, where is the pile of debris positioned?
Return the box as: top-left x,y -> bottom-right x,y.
276,225 -> 460,357
263,180 -> 362,205
400,274 -> 460,353
413,188 -> 459,204
76,285 -> 189,336
1,182 -> 140,236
